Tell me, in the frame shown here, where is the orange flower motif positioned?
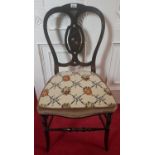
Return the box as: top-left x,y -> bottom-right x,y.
62,87 -> 70,95
81,75 -> 90,81
63,75 -> 70,81
83,87 -> 92,95
41,89 -> 49,97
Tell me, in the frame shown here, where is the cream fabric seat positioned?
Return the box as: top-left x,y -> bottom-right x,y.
38,70 -> 117,118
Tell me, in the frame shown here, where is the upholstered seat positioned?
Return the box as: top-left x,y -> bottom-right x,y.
38,4 -> 117,151
38,70 -> 117,118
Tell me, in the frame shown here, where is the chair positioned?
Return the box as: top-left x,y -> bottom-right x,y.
37,3 -> 117,152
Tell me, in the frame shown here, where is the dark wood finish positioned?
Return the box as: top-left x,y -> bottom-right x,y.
41,115 -> 50,152
104,113 -> 112,151
43,3 -> 105,74
48,116 -> 54,128
41,113 -> 112,152
65,24 -> 84,54
40,3 -> 113,152
98,114 -> 105,127
49,127 -> 105,132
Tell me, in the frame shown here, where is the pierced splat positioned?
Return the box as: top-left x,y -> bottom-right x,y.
65,24 -> 84,54
43,3 -> 105,73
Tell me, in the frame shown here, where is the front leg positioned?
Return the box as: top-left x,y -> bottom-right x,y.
41,115 -> 50,152
104,113 -> 112,151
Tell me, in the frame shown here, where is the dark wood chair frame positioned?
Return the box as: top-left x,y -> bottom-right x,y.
41,3 -> 113,152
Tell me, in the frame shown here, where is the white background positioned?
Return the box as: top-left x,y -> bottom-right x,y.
0,0 -> 155,155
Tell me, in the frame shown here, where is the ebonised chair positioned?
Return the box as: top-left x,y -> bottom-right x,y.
37,3 -> 117,152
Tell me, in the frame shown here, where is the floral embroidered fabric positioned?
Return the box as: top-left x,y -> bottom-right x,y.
39,71 -> 116,109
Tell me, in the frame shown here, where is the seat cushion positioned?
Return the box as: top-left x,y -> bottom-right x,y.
38,71 -> 116,116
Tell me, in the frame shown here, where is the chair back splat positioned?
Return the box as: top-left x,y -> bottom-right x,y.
43,3 -> 105,74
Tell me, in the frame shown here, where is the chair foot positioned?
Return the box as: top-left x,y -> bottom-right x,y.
104,129 -> 109,151
41,115 -> 50,152
104,113 -> 112,151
